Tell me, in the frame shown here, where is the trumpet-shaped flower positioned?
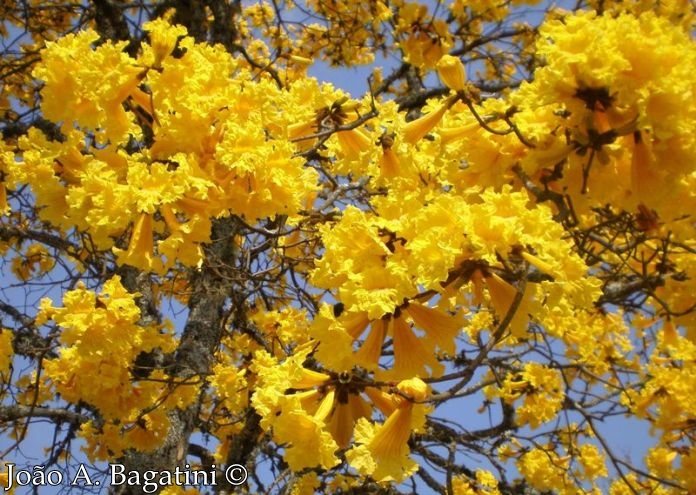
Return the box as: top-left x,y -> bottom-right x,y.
346,378 -> 430,482
403,97 -> 454,145
113,213 -> 164,273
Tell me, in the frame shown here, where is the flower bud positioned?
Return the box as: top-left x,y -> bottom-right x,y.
436,55 -> 467,92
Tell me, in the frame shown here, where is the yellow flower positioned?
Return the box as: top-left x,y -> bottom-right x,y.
354,317 -> 388,368
0,330 -> 13,376
389,313 -> 444,378
113,213 -> 164,273
437,121 -> 480,144
141,17 -> 189,68
326,392 -> 373,448
519,250 -> 556,277
400,30 -> 451,69
311,206 -> 415,319
498,363 -> 564,429
41,276 -> 176,421
346,377 -> 429,482
335,128 -> 373,158
396,376 -> 429,401
379,147 -> 402,178
578,444 -> 608,480
437,54 -> 467,92
517,448 -> 570,491
404,302 -> 462,355
269,407 -> 340,470
210,364 -> 249,414
403,97 -> 454,144
480,271 -> 529,336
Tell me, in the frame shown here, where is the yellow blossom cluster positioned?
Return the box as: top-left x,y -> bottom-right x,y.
5,19 -> 319,273
251,347 -> 430,478
490,362 -> 564,429
395,2 -> 453,69
508,11 -> 696,227
38,276 -> 187,458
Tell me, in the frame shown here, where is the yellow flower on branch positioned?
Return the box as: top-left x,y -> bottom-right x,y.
495,363 -> 564,429
113,212 -> 164,273
141,16 -> 189,68
436,54 -> 467,92
403,96 -> 455,145
346,377 -> 430,482
336,128 -> 374,159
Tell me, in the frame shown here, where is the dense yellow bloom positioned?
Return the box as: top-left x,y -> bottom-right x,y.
530,11 -> 696,135
248,307 -> 313,358
14,22 -> 322,274
298,0 -> 388,65
40,277 -> 178,457
312,206 -> 415,319
397,9 -> 452,69
32,30 -> 142,143
209,363 -> 248,416
622,335 -> 696,449
252,345 -> 436,476
577,443 -> 608,480
79,412 -> 172,460
251,349 -> 340,469
586,0 -> 695,37
509,10 -> 696,224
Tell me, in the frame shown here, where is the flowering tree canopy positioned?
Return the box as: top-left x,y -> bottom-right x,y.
1,0 -> 695,493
